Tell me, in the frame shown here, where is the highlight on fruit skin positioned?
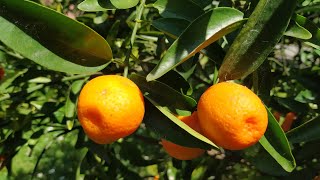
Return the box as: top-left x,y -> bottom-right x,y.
197,82 -> 268,150
77,75 -> 145,144
161,112 -> 206,160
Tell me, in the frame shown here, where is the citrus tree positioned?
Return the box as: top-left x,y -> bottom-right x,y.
0,0 -> 320,179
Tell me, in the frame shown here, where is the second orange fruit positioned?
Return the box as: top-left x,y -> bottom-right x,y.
197,82 -> 268,150
77,75 -> 145,144
161,112 -> 205,160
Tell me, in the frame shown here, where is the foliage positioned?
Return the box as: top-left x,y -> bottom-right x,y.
0,0 -> 320,179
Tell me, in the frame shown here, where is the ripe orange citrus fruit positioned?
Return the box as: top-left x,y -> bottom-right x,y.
77,75 -> 145,144
161,112 -> 205,160
197,82 -> 268,150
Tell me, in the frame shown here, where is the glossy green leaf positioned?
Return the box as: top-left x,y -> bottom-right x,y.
284,21 -> 312,40
287,116 -> 320,144
144,98 -> 218,150
293,14 -> 320,49
129,74 -> 196,114
153,0 -> 204,21
151,18 -> 226,64
244,145 -> 289,176
0,0 -> 112,74
78,0 -> 139,11
147,8 -> 245,81
218,0 -> 297,81
259,108 -> 296,172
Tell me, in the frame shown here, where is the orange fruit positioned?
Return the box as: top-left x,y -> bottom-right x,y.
197,82 -> 268,150
161,112 -> 205,160
77,75 -> 145,144
281,112 -> 297,132
0,67 -> 4,81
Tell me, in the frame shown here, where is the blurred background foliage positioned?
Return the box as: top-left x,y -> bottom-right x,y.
0,0 -> 320,179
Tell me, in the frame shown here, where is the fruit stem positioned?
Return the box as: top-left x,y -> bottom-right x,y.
130,0 -> 146,46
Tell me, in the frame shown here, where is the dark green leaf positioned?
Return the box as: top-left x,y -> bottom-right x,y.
189,0 -> 213,9
259,108 -> 296,172
151,18 -> 226,64
292,14 -> 320,49
152,18 -> 190,38
287,116 -> 320,144
0,0 -> 112,74
144,99 -> 218,150
147,8 -> 245,81
275,97 -> 309,115
218,0 -> 297,81
153,0 -> 204,21
129,74 -> 196,113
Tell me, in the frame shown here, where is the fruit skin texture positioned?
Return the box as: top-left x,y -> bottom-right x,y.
77,75 -> 145,144
197,82 -> 268,150
161,112 -> 205,160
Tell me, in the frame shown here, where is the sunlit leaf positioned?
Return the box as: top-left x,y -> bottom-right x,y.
284,21 -> 312,40
147,7 -> 245,81
259,108 -> 296,172
292,14 -> 320,49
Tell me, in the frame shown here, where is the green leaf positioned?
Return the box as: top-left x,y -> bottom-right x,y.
110,0 -> 139,9
144,99 -> 218,150
189,0 -> 213,9
153,0 -> 204,21
140,61 -> 192,95
78,0 -> 139,11
65,79 -> 86,119
129,74 -> 217,149
147,7 -> 245,81
151,18 -> 226,64
152,18 -> 190,38
129,74 -> 196,114
0,0 -> 112,74
296,4 -> 320,13
286,116 -> 320,144
259,108 -> 296,172
275,97 -> 309,115
284,21 -> 312,40
78,0 -> 113,11
0,69 -> 28,93
292,14 -> 320,49
218,0 -> 297,81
